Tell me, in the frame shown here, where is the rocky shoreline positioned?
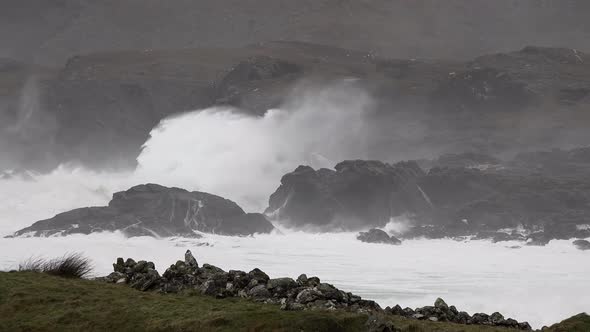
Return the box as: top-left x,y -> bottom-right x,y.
99,251 -> 533,330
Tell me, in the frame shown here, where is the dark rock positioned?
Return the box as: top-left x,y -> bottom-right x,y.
113,257 -> 125,273
296,274 -> 308,286
518,322 -> 533,330
295,288 -> 323,304
248,284 -> 271,298
573,239 -> 590,250
455,311 -> 471,324
248,268 -> 270,285
266,160 -> 429,230
357,229 -> 402,245
11,183 -> 274,237
434,297 -> 449,311
184,250 -> 198,269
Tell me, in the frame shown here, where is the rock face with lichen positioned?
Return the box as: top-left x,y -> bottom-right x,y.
10,184 -> 274,238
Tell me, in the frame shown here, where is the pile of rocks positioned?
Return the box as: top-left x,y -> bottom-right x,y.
102,250 -> 381,313
385,298 -> 532,330
101,251 -> 534,330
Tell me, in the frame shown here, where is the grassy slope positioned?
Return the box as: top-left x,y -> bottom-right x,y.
0,272 -> 569,332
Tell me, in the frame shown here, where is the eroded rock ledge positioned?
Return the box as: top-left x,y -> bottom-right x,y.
9,184 -> 274,238
98,251 -> 532,330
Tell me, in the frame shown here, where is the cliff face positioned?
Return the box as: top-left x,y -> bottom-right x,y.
2,43 -> 590,170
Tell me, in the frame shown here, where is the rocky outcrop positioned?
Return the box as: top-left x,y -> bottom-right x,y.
9,184 -> 274,237
385,298 -> 532,330
573,239 -> 590,250
267,148 -> 590,243
266,160 -> 430,230
357,229 -> 401,245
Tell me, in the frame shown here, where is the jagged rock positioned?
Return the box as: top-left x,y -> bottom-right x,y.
266,160 -> 429,230
490,312 -> 505,324
357,229 -> 402,245
573,239 -> 590,250
267,278 -> 298,297
184,250 -> 198,268
11,184 -> 274,237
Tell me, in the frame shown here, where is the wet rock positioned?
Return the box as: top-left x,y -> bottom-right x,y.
12,184 -> 275,237
266,160 -> 428,230
296,274 -> 308,286
573,239 -> 590,250
357,229 -> 402,245
184,250 -> 198,268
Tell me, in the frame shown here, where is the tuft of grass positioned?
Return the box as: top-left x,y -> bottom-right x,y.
18,253 -> 93,279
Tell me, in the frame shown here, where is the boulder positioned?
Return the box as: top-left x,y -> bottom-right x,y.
357,229 -> 402,245
184,250 -> 199,269
573,239 -> 590,250
11,184 -> 274,237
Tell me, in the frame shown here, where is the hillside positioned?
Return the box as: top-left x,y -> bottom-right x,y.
2,0 -> 590,66
2,41 -> 590,170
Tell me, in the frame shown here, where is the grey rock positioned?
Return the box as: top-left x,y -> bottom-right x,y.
357,229 -> 402,245
573,239 -> 590,250
12,184 -> 274,237
248,284 -> 271,298
295,288 -> 323,304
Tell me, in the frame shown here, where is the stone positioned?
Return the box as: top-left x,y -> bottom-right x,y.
573,239 -> 590,250
248,284 -> 271,298
248,268 -> 270,284
434,297 -> 449,311
490,312 -> 504,324
184,250 -> 198,268
295,289 -> 323,304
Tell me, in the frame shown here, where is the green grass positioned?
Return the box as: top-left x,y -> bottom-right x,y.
0,272 -> 587,332
542,313 -> 590,332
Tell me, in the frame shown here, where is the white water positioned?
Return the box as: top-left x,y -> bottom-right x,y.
1,82 -> 589,328
0,231 -> 588,328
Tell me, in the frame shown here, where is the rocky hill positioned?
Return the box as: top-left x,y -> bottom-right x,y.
2,42 -> 590,170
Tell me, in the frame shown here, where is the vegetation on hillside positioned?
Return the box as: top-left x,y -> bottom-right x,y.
3,272 -> 579,332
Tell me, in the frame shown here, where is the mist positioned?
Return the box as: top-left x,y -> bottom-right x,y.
136,80 -> 374,211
